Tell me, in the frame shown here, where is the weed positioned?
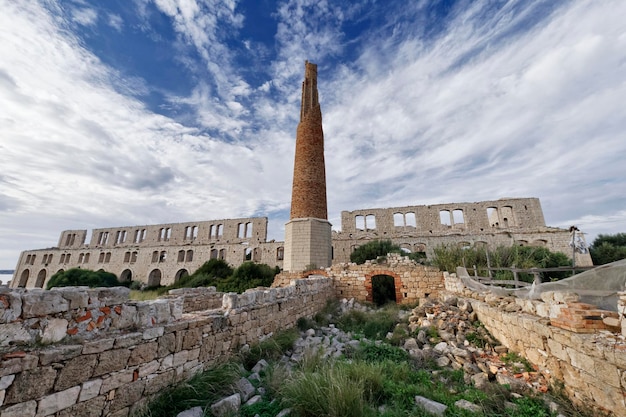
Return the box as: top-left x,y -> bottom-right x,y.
241,328 -> 299,370
501,352 -> 534,372
134,361 -> 241,417
508,396 -> 552,417
355,342 -> 409,364
240,397 -> 285,417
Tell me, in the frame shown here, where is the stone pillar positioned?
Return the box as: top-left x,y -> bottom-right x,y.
284,61 -> 332,272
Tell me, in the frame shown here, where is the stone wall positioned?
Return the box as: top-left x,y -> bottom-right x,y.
0,278 -> 334,417
274,254 -> 445,305
444,273 -> 626,416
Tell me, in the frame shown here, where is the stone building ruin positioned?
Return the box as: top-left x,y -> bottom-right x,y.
10,197 -> 591,289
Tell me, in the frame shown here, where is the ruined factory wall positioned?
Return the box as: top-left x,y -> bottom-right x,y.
444,274 -> 626,416
12,217 -> 286,289
273,254 -> 445,305
0,278 -> 334,417
332,197 -> 592,266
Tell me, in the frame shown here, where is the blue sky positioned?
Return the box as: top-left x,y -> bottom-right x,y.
1,0 -> 625,270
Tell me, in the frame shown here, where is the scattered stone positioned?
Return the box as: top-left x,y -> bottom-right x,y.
455,399 -> 482,413
415,395 -> 447,416
210,393 -> 241,417
176,406 -> 203,417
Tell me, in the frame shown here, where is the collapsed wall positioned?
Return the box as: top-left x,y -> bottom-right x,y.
0,278 -> 334,417
444,273 -> 626,416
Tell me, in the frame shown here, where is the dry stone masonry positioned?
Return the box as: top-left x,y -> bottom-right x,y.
0,278 -> 334,417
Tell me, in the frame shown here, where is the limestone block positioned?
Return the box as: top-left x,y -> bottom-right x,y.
0,291 -> 22,323
455,399 -> 482,413
128,342 -> 158,366
89,287 -> 129,306
100,370 -> 134,393
0,354 -> 38,377
144,370 -> 175,395
176,407 -> 203,417
0,323 -> 34,347
4,367 -> 57,404
41,318 -> 69,344
138,360 -> 160,378
210,393 -> 241,417
108,380 -> 145,413
553,292 -> 580,304
111,305 -> 137,329
36,386 -> 80,416
57,288 -> 89,309
223,293 -> 238,311
21,292 -> 69,317
114,332 -> 143,349
0,400 -> 37,417
0,375 -> 14,392
93,349 -> 131,377
143,326 -> 164,340
79,379 -> 103,402
415,395 -> 447,416
170,297 -> 184,320
55,354 -> 98,391
82,338 -> 114,354
58,396 -> 105,417
236,377 -> 256,402
153,299 -> 173,324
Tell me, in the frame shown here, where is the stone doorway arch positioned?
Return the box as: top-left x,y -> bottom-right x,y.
18,269 -> 29,287
175,269 -> 189,282
120,269 -> 133,283
364,271 -> 403,304
148,269 -> 162,287
35,269 -> 47,288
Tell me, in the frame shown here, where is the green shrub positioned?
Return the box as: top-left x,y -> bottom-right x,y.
241,328 -> 299,370
350,240 -> 403,264
46,268 -> 120,289
216,262 -> 279,293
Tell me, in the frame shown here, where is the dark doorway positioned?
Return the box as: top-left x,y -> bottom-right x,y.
371,275 -> 397,306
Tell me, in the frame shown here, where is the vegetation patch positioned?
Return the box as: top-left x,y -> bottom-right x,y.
46,268 -> 121,289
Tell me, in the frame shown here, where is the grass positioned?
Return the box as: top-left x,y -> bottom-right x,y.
134,361 -> 241,417
138,302 -> 594,417
129,289 -> 161,301
501,352 -> 534,373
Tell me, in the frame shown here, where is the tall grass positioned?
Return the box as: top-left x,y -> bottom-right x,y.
134,361 -> 241,417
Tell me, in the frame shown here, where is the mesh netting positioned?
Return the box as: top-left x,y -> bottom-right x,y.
456,259 -> 626,311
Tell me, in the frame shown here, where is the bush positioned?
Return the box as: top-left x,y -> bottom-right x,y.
216,262 -> 279,293
350,240 -> 403,264
590,233 -> 626,264
46,268 -> 120,289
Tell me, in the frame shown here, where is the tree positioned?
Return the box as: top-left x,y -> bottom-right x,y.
350,240 -> 403,264
46,268 -> 120,289
590,233 -> 626,265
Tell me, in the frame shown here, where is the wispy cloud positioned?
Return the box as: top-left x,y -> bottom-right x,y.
0,0 -> 624,268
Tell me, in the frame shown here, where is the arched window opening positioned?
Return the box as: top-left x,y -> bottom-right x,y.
177,250 -> 185,262
186,250 -> 193,262
217,224 -> 224,239
210,249 -> 218,259
405,212 -> 417,227
159,251 -> 167,262
78,253 -> 84,263
209,225 -> 215,239
244,248 -> 252,261
487,207 -> 499,227
124,252 -> 131,263
371,275 -> 397,306
393,213 -> 404,227
245,222 -> 253,238
452,209 -> 464,224
131,251 -> 138,263
219,249 -> 226,260
253,248 -> 261,262
276,247 -> 284,261
355,215 -> 365,231
238,223 -> 245,238
103,253 -> 110,263
84,253 -> 90,263
152,251 -> 159,263
439,210 -> 452,226
98,253 -> 105,263
192,226 -> 198,240
65,254 -> 72,264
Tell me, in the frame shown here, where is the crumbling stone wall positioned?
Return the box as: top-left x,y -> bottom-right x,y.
332,198 -> 593,267
444,273 -> 626,416
0,278 -> 334,417
12,217 -> 285,290
274,253 -> 445,305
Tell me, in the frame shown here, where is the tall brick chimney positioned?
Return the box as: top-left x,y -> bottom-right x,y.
290,61 -> 328,220
283,61 -> 332,272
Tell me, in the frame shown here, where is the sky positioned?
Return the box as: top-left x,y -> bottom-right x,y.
1,0 -> 625,271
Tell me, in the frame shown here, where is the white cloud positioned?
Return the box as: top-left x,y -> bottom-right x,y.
71,7 -> 98,26
0,0 -> 625,268
108,13 -> 124,31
